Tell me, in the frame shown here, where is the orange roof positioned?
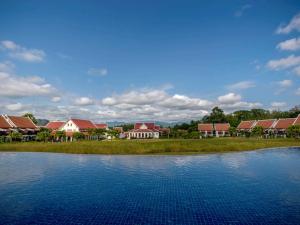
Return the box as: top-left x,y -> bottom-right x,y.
237,120 -> 256,129
95,123 -> 108,129
214,123 -> 230,131
71,119 -> 96,129
8,116 -> 37,129
294,114 -> 300,125
46,121 -> 65,130
0,116 -> 12,129
255,119 -> 276,129
198,123 -> 213,132
274,118 -> 295,129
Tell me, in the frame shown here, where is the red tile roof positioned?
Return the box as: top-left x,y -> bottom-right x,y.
46,121 -> 65,130
237,120 -> 256,130
8,116 -> 37,129
274,118 -> 295,129
198,123 -> 213,132
71,119 -> 97,129
294,114 -> 300,125
95,123 -> 108,129
214,123 -> 230,131
134,122 -> 156,130
0,116 -> 12,129
255,119 -> 276,129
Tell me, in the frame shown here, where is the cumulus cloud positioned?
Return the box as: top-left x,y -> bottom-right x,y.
277,79 -> 293,88
227,81 -> 256,90
218,93 -> 241,104
277,37 -> 300,51
74,97 -> 94,106
267,55 -> 300,70
271,102 -> 287,108
87,68 -> 108,77
5,103 -> 25,111
276,13 -> 300,34
51,96 -> 61,102
234,4 -> 252,17
1,40 -> 46,62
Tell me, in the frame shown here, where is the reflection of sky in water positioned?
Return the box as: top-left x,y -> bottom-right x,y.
0,148 -> 300,224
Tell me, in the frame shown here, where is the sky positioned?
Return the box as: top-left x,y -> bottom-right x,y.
0,0 -> 300,122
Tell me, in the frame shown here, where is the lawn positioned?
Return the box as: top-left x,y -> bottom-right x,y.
0,138 -> 299,154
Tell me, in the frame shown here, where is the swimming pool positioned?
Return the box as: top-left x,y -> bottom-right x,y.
0,148 -> 299,224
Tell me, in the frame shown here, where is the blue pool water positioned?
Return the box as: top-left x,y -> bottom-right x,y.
0,148 -> 300,225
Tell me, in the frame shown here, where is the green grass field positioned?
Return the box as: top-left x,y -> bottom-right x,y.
0,138 -> 299,154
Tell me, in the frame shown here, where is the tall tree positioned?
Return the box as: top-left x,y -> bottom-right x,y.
23,113 -> 38,125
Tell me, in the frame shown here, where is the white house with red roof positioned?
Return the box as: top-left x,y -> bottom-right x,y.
127,122 -> 160,139
60,119 -> 97,137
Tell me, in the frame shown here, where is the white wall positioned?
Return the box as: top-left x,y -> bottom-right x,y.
60,120 -> 79,132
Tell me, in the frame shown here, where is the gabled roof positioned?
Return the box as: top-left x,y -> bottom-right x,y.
70,119 -> 97,129
214,123 -> 230,131
8,116 -> 37,129
46,121 -> 65,130
134,122 -> 155,130
198,123 -> 213,132
274,118 -> 295,129
237,120 -> 256,130
95,123 -> 108,129
0,116 -> 12,129
293,114 -> 300,125
255,119 -> 277,129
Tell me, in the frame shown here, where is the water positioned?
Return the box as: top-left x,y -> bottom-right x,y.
0,148 -> 300,225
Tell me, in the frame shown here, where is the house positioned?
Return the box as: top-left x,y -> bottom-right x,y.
294,114 -> 300,125
60,119 -> 97,140
95,123 -> 108,130
46,121 -> 65,131
237,120 -> 256,133
127,122 -> 160,139
198,123 -> 214,137
273,118 -> 296,137
254,119 -> 277,136
0,115 -> 39,140
214,123 -> 230,137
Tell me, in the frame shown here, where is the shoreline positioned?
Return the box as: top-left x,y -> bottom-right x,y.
0,138 -> 299,155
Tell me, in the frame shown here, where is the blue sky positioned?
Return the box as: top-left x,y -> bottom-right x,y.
0,0 -> 300,122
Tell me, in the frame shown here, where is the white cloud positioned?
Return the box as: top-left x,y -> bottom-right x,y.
5,103 -> 25,111
218,93 -> 241,104
1,40 -> 46,62
74,97 -> 94,106
51,96 -> 61,102
277,79 -> 293,88
267,55 -> 300,70
271,102 -> 287,108
0,61 -> 57,98
296,88 -> 300,95
277,37 -> 300,51
87,68 -> 108,77
293,66 -> 300,76
227,81 -> 256,90
234,4 -> 252,17
276,13 -> 300,34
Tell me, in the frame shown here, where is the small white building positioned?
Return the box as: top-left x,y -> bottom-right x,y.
127,122 -> 160,139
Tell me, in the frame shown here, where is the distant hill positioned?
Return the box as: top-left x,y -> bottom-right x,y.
36,119 -> 49,126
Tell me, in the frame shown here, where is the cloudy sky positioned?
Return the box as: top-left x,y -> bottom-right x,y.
0,0 -> 300,122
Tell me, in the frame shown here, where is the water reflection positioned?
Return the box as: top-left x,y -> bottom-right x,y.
0,148 -> 299,225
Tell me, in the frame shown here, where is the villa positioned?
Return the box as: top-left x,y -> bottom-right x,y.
0,115 -> 38,140
95,123 -> 108,130
237,120 -> 256,133
198,123 -> 230,137
127,122 -> 160,139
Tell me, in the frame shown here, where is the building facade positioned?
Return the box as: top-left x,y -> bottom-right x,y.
127,123 -> 160,139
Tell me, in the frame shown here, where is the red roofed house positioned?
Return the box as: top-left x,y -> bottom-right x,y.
46,121 -> 65,131
128,122 -> 160,139
214,123 -> 230,137
294,114 -> 300,126
0,115 -> 13,134
273,118 -> 296,137
60,119 -> 97,140
237,120 -> 257,132
198,123 -> 214,137
95,123 -> 108,130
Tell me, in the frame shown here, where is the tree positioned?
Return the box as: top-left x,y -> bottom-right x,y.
23,113 -> 38,125
287,125 -> 300,138
229,127 -> 237,137
107,129 -> 120,139
55,130 -> 66,142
203,107 -> 226,123
251,126 -> 264,137
73,132 -> 85,141
93,128 -> 106,140
37,130 -> 51,142
9,131 -> 22,142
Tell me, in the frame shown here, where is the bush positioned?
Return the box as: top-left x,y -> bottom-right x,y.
73,132 -> 85,141
251,126 -> 264,137
287,125 -> 300,138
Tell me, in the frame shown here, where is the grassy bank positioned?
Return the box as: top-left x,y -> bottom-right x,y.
0,138 -> 299,155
